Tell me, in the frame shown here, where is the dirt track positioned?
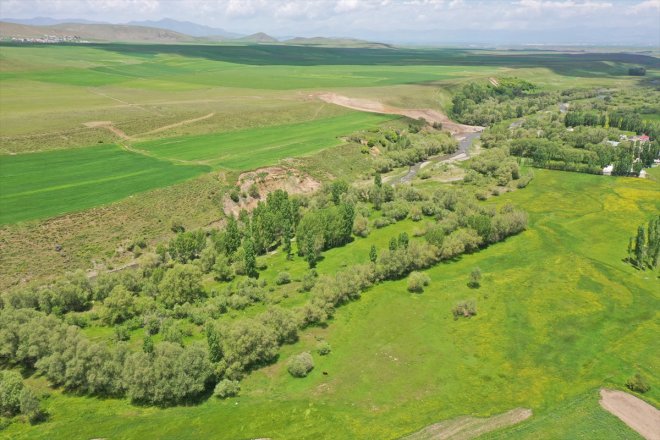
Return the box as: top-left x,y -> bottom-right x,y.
401,407 -> 532,440
138,112 -> 215,136
599,389 -> 660,440
83,121 -> 132,140
317,92 -> 482,136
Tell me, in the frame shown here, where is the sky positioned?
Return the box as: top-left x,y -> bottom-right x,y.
1,0 -> 659,45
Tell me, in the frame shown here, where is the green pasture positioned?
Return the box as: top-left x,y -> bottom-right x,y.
134,112 -> 394,169
5,169 -> 658,439
0,145 -> 208,224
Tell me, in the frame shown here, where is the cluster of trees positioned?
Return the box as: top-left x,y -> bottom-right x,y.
0,138 -> 532,411
296,197 -> 355,268
356,128 -> 457,173
465,147 -> 520,186
627,216 -> 660,270
565,109 -> 659,140
451,78 -> 561,125
482,108 -> 659,175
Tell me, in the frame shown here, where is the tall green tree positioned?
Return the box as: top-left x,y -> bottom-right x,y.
634,225 -> 646,269
369,245 -> 378,264
243,238 -> 258,278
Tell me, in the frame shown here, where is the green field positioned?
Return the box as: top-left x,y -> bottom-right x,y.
4,169 -> 657,439
135,112 -> 394,168
0,145 -> 208,224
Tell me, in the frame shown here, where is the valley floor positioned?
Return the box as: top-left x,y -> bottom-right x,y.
4,169 -> 658,439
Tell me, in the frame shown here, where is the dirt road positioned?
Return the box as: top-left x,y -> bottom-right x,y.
599,389 -> 660,440
317,93 -> 482,136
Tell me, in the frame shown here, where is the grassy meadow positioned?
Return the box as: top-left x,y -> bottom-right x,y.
4,168 -> 658,439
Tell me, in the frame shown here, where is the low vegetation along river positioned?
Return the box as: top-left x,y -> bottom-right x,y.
396,131 -> 482,184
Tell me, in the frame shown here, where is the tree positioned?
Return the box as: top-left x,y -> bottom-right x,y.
303,234 -> 323,269
243,238 -> 258,278
258,306 -> 298,344
282,220 -> 293,260
143,335 -> 154,354
634,225 -> 646,269
19,387 -> 44,424
212,254 -> 234,282
102,285 -> 136,325
215,319 -> 278,379
374,172 -> 382,188
330,180 -> 349,205
168,230 -> 206,263
369,245 -> 378,263
224,217 -> 242,256
389,237 -> 398,251
0,370 -> 24,417
158,264 -> 204,307
287,352 -> 314,378
398,232 -> 409,249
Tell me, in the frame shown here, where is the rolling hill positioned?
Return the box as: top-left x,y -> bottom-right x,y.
0,21 -> 194,43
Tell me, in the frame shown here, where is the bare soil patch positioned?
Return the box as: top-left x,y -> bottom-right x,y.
317,93 -> 482,136
401,408 -> 532,440
224,166 -> 321,217
599,389 -> 660,440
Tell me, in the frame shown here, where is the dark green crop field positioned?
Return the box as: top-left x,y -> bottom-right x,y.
0,145 -> 209,224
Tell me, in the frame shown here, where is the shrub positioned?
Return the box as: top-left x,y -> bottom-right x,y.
288,352 -> 315,378
275,272 -> 291,285
113,325 -> 130,342
316,341 -> 332,356
214,379 -> 240,399
298,269 -> 318,293
468,268 -> 482,288
475,190 -> 489,201
625,373 -> 650,393
170,222 -> 185,233
248,183 -> 260,199
410,205 -> 423,222
407,271 -> 430,293
373,217 -> 393,229
229,187 -> 240,203
452,300 -> 477,319
352,215 -> 370,237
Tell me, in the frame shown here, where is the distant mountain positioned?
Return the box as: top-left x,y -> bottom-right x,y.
285,37 -> 393,49
1,17 -> 105,26
237,32 -> 278,43
128,18 -> 241,38
0,22 -> 195,43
